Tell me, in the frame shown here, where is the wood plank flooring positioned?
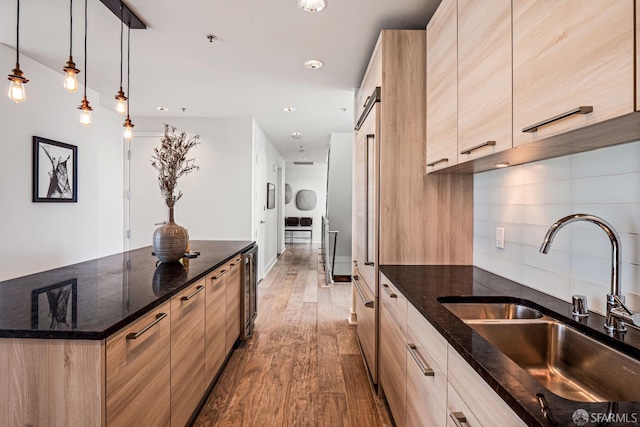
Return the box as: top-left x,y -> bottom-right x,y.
194,244 -> 391,427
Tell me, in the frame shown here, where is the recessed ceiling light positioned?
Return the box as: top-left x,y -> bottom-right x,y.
206,34 -> 217,43
298,0 -> 327,13
304,59 -> 324,69
292,132 -> 303,139
155,106 -> 169,112
283,107 -> 296,112
340,107 -> 347,112
302,157 -> 307,160
495,162 -> 510,168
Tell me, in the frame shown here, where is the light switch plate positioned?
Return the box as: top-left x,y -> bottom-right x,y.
496,227 -> 505,249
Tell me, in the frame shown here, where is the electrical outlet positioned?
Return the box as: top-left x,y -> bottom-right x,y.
496,227 -> 505,249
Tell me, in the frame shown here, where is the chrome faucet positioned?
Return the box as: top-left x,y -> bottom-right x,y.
540,214 -> 639,334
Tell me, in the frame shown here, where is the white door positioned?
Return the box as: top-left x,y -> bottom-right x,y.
254,138 -> 266,280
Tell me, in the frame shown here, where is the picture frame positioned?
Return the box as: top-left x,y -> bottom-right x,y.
267,182 -> 275,209
31,279 -> 78,330
32,136 -> 78,202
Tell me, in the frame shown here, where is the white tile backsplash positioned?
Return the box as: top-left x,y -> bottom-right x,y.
474,140 -> 640,312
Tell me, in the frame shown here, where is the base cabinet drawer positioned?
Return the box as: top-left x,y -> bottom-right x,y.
447,383 -> 482,427
226,256 -> 242,353
353,274 -> 377,384
106,301 -> 171,427
406,328 -> 447,427
205,265 -> 228,386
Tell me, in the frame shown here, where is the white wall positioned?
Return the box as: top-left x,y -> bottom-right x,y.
132,117 -> 254,246
0,45 -> 124,281
326,132 -> 353,276
474,141 -> 640,314
285,164 -> 328,244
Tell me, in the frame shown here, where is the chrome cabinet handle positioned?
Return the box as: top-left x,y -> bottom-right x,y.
126,313 -> 167,340
354,278 -> 374,308
427,158 -> 448,167
460,140 -> 496,155
181,285 -> 205,301
407,343 -> 434,376
364,133 -> 375,267
213,269 -> 227,279
363,95 -> 371,108
381,283 -> 397,298
522,106 -> 593,133
450,412 -> 468,427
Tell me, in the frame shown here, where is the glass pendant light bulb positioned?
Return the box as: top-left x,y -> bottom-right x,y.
64,70 -> 78,92
123,116 -> 134,140
80,108 -> 92,126
116,99 -> 127,115
8,79 -> 26,102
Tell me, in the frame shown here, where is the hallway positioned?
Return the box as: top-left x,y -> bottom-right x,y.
194,244 -> 391,426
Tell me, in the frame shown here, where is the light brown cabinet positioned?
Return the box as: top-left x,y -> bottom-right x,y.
379,275 -> 407,426
446,383 -> 481,427
512,0 -> 634,147
457,0 -> 512,161
426,0 -> 457,171
106,302 -> 171,427
225,255 -> 242,353
171,279 -> 206,427
353,272 -> 377,384
205,265 -> 228,385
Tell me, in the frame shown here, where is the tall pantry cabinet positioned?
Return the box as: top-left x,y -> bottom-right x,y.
352,30 -> 473,389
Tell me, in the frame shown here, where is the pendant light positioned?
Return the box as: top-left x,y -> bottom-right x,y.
77,0 -> 92,126
7,0 -> 29,103
114,4 -> 127,115
63,0 -> 80,92
123,23 -> 134,140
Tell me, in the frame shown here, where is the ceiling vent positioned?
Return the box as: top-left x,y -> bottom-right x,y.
294,161 -> 314,166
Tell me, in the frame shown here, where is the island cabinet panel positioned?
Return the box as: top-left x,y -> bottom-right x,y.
205,265 -> 228,386
225,255 -> 242,353
0,339 -> 104,427
457,0 -> 512,161
171,279 -> 206,427
512,0 -> 634,147
106,301 -> 171,427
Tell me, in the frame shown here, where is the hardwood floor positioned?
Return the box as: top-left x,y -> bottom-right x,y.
194,244 -> 391,427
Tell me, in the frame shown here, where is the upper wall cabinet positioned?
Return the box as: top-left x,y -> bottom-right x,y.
426,0 -> 457,172
457,0 -> 512,161
512,0 -> 634,147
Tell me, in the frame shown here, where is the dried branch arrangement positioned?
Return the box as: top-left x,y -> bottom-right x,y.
151,124 -> 200,208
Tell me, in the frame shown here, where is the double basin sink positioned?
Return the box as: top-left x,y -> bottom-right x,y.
440,299 -> 640,403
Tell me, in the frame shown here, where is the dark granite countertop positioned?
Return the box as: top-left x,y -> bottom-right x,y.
0,240 -> 254,340
380,265 -> 640,427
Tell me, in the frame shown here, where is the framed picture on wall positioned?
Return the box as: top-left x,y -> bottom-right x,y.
32,136 -> 78,202
267,182 -> 275,209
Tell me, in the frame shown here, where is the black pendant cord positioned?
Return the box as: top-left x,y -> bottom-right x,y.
15,0 -> 20,65
119,4 -> 123,89
69,0 -> 73,57
126,23 -> 131,113
83,0 -> 87,99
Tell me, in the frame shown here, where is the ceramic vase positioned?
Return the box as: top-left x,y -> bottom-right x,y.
152,207 -> 188,263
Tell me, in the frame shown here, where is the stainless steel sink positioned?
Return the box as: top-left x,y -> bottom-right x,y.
441,301 -> 640,402
442,302 -> 543,320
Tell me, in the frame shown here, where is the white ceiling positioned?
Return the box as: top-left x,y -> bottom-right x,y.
0,0 -> 439,163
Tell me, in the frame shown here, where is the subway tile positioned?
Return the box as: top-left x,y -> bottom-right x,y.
522,156 -> 571,184
522,223 -> 571,251
521,265 -> 571,301
474,203 -> 490,221
522,244 -> 571,276
568,228 -> 640,265
489,185 -> 523,205
572,173 -> 640,204
570,203 -> 640,234
522,204 -> 572,227
474,251 -> 523,283
489,164 -> 524,188
489,204 -> 523,224
570,253 -> 610,288
473,219 -> 493,239
622,262 -> 640,297
523,180 -> 571,205
571,140 -> 640,179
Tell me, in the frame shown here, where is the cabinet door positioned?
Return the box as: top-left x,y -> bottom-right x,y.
106,301 -> 171,427
446,383 -> 482,427
457,0 -> 512,161
426,0 -> 457,172
379,276 -> 407,427
205,266 -> 228,386
406,328 -> 447,427
353,273 -> 377,384
226,256 -> 242,353
513,0 -> 634,147
354,109 -> 378,296
171,280 -> 206,427
356,39 -> 382,122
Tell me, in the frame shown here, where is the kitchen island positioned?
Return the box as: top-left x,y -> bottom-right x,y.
379,265 -> 640,427
0,240 -> 254,427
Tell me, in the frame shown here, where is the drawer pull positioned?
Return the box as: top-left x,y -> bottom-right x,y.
354,278 -> 374,308
407,343 -> 434,376
363,95 -> 371,108
181,285 -> 205,301
427,158 -> 448,167
213,269 -> 227,279
522,106 -> 593,133
364,262 -> 375,266
450,411 -> 468,427
381,283 -> 397,298
460,140 -> 496,155
230,258 -> 241,266
126,313 -> 167,340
